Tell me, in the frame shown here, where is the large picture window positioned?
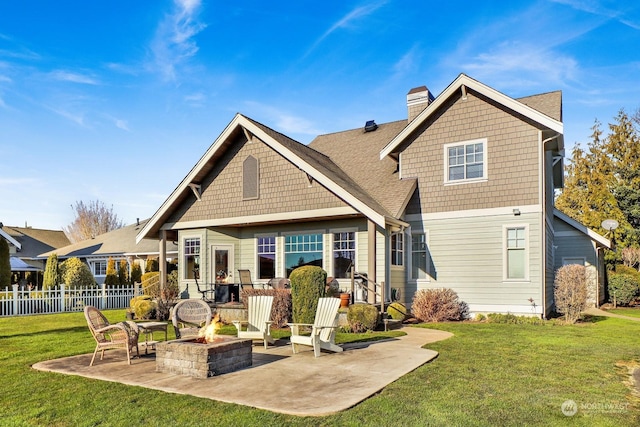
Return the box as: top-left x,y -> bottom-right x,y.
257,236 -> 276,279
445,138 -> 487,183
391,232 -> 404,266
184,237 -> 200,280
285,233 -> 323,277
506,226 -> 527,279
333,231 -> 355,278
411,233 -> 429,279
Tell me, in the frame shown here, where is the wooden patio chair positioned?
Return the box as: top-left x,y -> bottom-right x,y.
232,295 -> 275,349
171,299 -> 212,339
84,305 -> 139,366
238,269 -> 270,290
288,297 -> 343,357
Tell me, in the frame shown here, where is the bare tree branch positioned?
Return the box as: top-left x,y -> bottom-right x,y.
64,200 -> 125,243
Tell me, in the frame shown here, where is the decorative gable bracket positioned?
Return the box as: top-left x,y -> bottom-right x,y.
188,183 -> 202,201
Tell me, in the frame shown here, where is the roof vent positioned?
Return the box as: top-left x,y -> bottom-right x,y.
364,120 -> 378,132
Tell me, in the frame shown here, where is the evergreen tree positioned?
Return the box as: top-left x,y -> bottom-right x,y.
43,253 -> 59,290
104,257 -> 119,286
557,111 -> 640,251
130,262 -> 142,285
60,257 -> 94,289
118,259 -> 129,285
0,238 -> 10,290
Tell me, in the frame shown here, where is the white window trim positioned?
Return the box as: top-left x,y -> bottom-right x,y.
255,233 -> 277,280
282,230 -> 326,272
409,231 -> 431,282
182,234 -> 203,282
443,138 -> 488,185
503,224 -> 529,282
390,231 -> 404,268
330,227 -> 358,279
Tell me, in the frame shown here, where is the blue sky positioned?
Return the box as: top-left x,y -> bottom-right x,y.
1,0 -> 639,232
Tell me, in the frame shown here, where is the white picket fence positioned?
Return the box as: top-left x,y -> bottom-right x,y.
0,283 -> 142,317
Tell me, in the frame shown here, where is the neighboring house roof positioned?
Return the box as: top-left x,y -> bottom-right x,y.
41,219 -> 178,259
1,225 -> 70,258
10,256 -> 41,271
554,209 -> 611,249
380,73 -> 564,159
0,228 -> 21,250
138,114 -> 409,242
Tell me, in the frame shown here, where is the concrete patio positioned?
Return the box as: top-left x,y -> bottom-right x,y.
33,326 -> 452,416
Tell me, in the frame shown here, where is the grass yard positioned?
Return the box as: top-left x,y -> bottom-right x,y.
1,310 -> 639,426
605,307 -> 640,319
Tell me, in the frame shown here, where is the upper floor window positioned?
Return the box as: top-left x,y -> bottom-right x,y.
257,236 -> 276,279
391,232 -> 404,266
333,231 -> 355,278
243,155 -> 259,200
444,138 -> 487,183
184,237 -> 200,280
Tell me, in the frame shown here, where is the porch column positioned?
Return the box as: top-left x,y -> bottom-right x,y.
367,220 -> 376,304
159,230 -> 167,296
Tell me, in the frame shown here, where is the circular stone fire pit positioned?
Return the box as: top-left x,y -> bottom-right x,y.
156,336 -> 252,378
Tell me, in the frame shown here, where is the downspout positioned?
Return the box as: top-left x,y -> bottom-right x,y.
540,132 -> 561,319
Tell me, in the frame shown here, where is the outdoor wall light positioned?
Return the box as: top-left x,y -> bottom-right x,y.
513,208 -> 521,216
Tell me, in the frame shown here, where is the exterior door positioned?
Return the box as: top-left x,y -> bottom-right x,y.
211,245 -> 234,283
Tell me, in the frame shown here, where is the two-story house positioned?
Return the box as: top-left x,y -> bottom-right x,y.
137,74 -> 609,317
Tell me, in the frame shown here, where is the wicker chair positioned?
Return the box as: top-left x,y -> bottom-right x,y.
171,299 -> 212,339
84,305 -> 139,366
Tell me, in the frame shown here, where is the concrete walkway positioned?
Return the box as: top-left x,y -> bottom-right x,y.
584,307 -> 640,322
33,327 -> 452,416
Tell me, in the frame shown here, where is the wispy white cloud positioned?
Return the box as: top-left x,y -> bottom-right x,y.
0,75 -> 12,83
391,44 -> 421,81
0,177 -> 38,186
551,0 -> 640,29
184,92 -> 205,106
46,106 -> 86,127
49,70 -> 99,85
462,41 -> 579,89
304,1 -> 388,58
114,118 -> 130,131
244,101 -> 324,137
150,0 -> 207,82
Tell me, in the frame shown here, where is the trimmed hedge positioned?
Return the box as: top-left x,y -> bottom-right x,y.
240,288 -> 292,328
608,273 -> 640,306
386,302 -> 408,321
290,266 -> 327,324
347,303 -> 379,332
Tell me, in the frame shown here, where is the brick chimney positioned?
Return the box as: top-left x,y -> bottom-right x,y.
407,86 -> 434,121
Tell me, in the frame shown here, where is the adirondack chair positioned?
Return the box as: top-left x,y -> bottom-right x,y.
84,305 -> 139,366
171,299 -> 212,339
289,297 -> 343,357
232,295 -> 275,348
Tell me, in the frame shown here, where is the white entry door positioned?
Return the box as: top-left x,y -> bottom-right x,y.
211,244 -> 235,283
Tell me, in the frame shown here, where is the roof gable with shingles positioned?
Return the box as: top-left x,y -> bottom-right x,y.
309,120 -> 416,218
1,226 -> 70,258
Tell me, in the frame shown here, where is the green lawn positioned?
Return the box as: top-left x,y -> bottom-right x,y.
1,310 -> 639,426
606,307 -> 640,319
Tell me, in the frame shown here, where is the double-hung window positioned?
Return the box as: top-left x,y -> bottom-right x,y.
411,233 -> 429,279
391,232 -> 404,266
505,226 -> 527,280
93,261 -> 107,276
445,138 -> 487,183
184,237 -> 201,279
333,231 -> 355,278
257,236 -> 276,279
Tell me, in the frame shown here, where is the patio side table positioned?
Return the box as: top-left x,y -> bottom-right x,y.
137,321 -> 168,354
